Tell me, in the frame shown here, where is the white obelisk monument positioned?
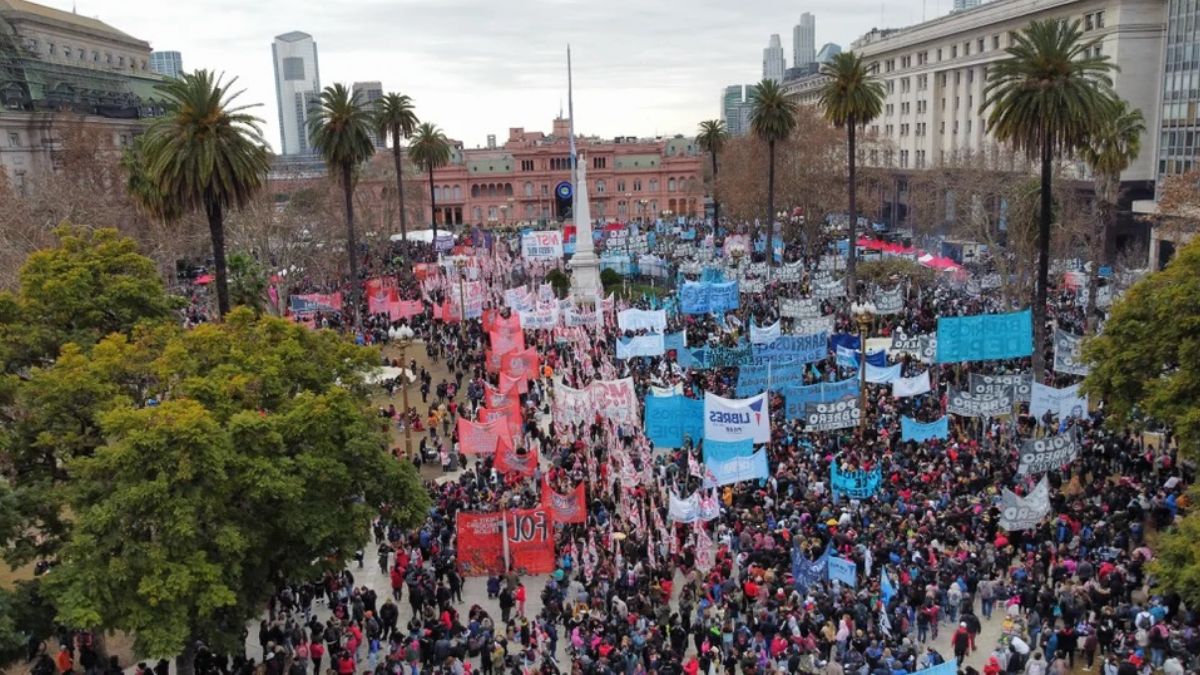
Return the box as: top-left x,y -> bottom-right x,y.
566,46 -> 602,302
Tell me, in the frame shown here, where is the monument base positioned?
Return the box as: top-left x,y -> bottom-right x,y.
569,252 -> 602,303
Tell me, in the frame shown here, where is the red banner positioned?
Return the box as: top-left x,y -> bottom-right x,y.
456,512 -> 505,576
501,347 -> 539,381
389,299 -> 424,321
484,382 -> 513,408
542,481 -> 586,524
499,371 -> 528,396
489,326 -> 525,357
484,350 -> 503,374
413,264 -> 437,281
480,401 -> 522,434
481,309 -> 497,333
456,417 -> 511,455
495,444 -> 538,477
506,508 -> 555,575
368,287 -> 398,316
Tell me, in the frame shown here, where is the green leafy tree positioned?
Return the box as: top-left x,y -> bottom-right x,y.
309,83 -> 377,331
375,93 -> 420,242
408,122 -> 451,241
1086,239 -> 1200,605
749,80 -> 797,274
983,19 -> 1117,379
141,70 -> 271,319
120,135 -> 181,225
1078,99 -> 1145,324
226,252 -> 267,313
819,51 -> 885,298
696,120 -> 728,227
8,225 -> 177,364
36,310 -> 428,675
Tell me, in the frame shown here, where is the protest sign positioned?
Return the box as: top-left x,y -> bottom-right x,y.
643,395 -> 704,448
872,287 -> 904,314
936,309 -> 1033,363
900,416 -> 950,442
617,308 -> 667,332
735,361 -> 804,396
456,512 -> 505,576
947,388 -> 1013,417
999,478 -> 1051,531
865,362 -> 902,384
542,482 -> 586,524
1053,330 -> 1089,376
1030,382 -> 1088,420
753,333 -> 828,364
1018,434 -> 1079,475
892,371 -> 931,397
804,399 -> 862,432
970,372 -> 1032,402
784,379 -> 859,419
616,334 -> 665,359
750,320 -> 781,345
521,231 -> 563,259
589,378 -> 640,423
704,448 -> 769,487
830,464 -> 882,499
828,556 -> 857,587
704,392 -> 770,443
495,444 -> 537,476
456,417 -> 511,455
781,297 -> 821,319
791,545 -> 829,591
890,333 -> 937,363
506,508 -> 556,574
789,315 -> 835,335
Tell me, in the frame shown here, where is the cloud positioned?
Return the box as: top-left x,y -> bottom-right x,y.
54,0 -> 929,150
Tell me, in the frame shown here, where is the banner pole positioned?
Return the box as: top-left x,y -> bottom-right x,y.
501,510 -> 511,571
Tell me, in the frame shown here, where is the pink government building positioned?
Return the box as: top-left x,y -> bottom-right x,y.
421,117 -> 708,227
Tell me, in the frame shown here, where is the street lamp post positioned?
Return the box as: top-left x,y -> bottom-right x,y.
850,301 -> 876,433
506,196 -> 515,226
395,325 -> 416,460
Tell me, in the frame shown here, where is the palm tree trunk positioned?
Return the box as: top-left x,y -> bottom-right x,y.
766,139 -> 776,281
428,166 -> 438,243
393,128 -> 409,243
1086,176 -> 1116,332
711,150 -> 720,229
846,123 -> 858,300
205,198 -> 230,318
1034,135 -> 1053,382
342,164 -> 361,332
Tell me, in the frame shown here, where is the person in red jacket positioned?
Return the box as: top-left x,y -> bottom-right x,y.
515,582 -> 527,616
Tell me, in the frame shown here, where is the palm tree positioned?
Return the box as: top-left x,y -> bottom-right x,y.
141,70 -> 270,318
408,122 -> 451,242
696,119 -> 728,229
983,18 -> 1117,377
1079,99 -> 1144,326
308,83 -> 377,332
121,135 -> 181,225
818,51 -> 885,298
374,93 -> 420,242
749,80 -> 798,275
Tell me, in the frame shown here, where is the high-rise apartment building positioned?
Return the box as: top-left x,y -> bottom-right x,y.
763,34 -> 786,83
272,31 -> 321,156
793,13 -> 816,68
720,84 -> 759,136
149,50 -> 182,78
816,43 -> 842,64
352,81 -> 385,148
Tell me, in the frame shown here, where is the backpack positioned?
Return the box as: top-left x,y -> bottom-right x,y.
1136,613 -> 1151,630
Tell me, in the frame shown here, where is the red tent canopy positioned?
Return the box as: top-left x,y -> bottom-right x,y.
195,274 -> 215,285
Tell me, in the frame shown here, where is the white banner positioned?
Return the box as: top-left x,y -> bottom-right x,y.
615,334 -> 665,359
782,297 -> 821,319
871,287 -> 904,315
812,280 -> 846,300
552,381 -> 593,426
777,262 -> 803,283
750,320 -> 782,345
999,477 -> 1051,531
521,231 -> 563,259
668,492 -> 719,523
617,308 -> 667,333
1053,330 -> 1089,376
1030,383 -> 1088,421
891,371 -> 931,398
947,388 -> 1012,417
703,391 -> 770,444
790,315 -> 835,335
804,399 -> 861,431
589,378 -> 639,423
504,287 -> 534,312
865,362 -> 902,384
518,306 -> 559,329
890,333 -> 937,363
650,383 -> 684,397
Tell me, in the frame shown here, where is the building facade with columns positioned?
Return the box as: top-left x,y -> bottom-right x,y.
417,117 -> 706,228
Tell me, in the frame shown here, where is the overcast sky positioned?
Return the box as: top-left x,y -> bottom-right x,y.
53,0 -> 945,151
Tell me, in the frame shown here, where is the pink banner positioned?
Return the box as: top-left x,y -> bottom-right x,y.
495,444 -> 538,477
542,481 -> 586,524
501,347 -> 539,381
389,299 -> 424,321
456,417 -> 511,455
499,371 -> 528,396
484,382 -> 513,408
489,326 -> 525,357
480,401 -> 523,436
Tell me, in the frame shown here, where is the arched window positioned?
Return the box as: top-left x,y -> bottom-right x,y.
505,183 -> 513,196
442,185 -> 451,201
473,206 -> 483,222
633,179 -> 642,191
648,178 -> 658,193
453,185 -> 462,200
433,186 -> 441,201
488,184 -> 496,197
667,178 -> 676,192
526,204 -> 535,218
488,206 -> 498,220
596,180 -> 606,194
524,181 -> 533,197
471,184 -> 480,198
617,201 -> 627,219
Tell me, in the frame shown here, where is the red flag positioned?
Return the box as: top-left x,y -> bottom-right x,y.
480,401 -> 522,435
456,417 -> 511,455
542,480 -> 586,524
501,347 -> 539,381
499,371 -> 528,396
496,444 -> 538,477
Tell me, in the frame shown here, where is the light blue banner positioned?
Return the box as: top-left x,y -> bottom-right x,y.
664,331 -> 687,353
702,438 -> 754,463
616,334 -> 665,360
753,332 -> 829,364
881,568 -> 897,603
736,361 -> 805,397
644,395 -> 704,448
830,465 -> 883,499
791,544 -> 830,591
865,362 -> 902,384
936,308 -> 1033,364
912,663 -> 957,675
704,448 -> 769,487
681,281 -> 739,314
784,378 -> 860,419
900,416 -> 950,442
828,555 -> 857,587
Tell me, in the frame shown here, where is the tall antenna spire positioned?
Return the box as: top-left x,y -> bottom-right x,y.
567,45 -> 576,175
